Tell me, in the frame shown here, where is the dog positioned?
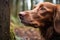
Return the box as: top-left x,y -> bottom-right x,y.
19,2 -> 60,40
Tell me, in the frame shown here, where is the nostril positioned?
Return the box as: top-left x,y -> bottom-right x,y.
19,14 -> 23,20
19,13 -> 23,17
19,12 -> 25,20
19,12 -> 26,17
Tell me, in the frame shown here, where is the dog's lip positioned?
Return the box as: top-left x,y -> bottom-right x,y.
21,20 -> 29,25
20,20 -> 39,28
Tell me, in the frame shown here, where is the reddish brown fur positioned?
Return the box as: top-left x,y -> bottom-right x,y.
19,2 -> 60,40
54,4 -> 60,34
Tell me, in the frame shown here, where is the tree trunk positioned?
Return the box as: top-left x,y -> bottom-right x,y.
31,0 -> 33,10
0,0 -> 10,40
22,0 -> 25,11
44,0 -> 53,3
56,0 -> 60,4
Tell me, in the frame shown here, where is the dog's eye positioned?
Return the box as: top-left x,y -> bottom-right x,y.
40,7 -> 46,10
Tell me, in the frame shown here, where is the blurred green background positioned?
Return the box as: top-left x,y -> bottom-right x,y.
10,0 -> 60,40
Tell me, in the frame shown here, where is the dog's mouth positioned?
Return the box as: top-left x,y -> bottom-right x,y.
21,20 -> 40,28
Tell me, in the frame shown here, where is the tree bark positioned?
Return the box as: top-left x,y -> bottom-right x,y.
31,0 -> 33,10
44,0 -> 53,3
0,0 -> 10,40
22,0 -> 25,11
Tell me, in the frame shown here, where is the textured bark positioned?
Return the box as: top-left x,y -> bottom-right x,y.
0,0 -> 10,40
44,0 -> 53,3
22,0 -> 25,11
31,0 -> 33,10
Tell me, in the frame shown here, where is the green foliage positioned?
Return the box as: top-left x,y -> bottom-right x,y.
10,21 -> 15,40
10,29 -> 15,40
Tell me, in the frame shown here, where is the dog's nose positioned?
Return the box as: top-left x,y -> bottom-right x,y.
19,12 -> 25,17
19,12 -> 26,20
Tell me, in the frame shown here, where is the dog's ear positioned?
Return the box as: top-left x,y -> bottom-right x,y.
53,5 -> 57,17
54,5 -> 60,33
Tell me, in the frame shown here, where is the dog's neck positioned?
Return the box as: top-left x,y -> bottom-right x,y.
39,21 -> 54,40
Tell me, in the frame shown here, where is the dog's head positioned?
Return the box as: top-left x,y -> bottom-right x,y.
19,2 -> 57,28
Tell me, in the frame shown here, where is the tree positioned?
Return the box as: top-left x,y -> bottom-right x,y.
0,0 -> 10,40
31,0 -> 33,10
44,0 -> 53,3
22,0 -> 25,11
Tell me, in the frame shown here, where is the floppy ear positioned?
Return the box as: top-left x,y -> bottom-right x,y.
54,5 -> 60,33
